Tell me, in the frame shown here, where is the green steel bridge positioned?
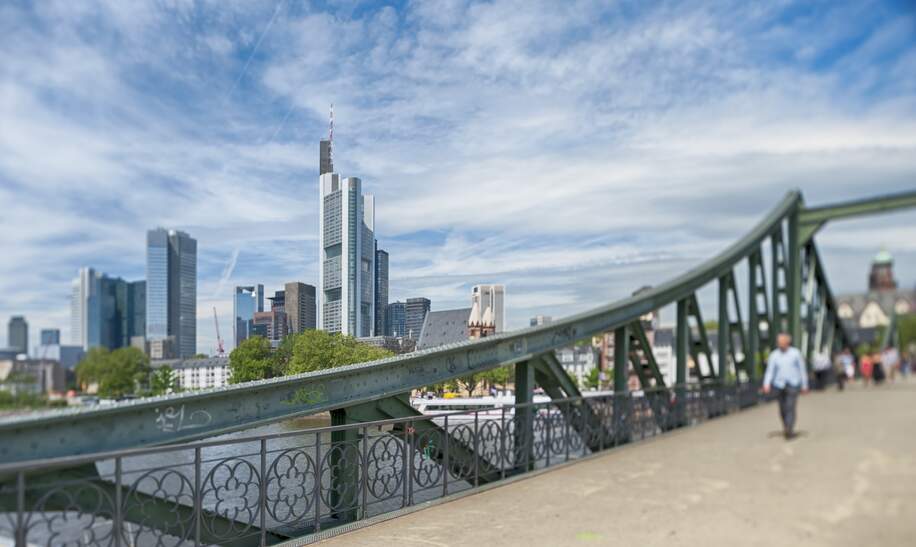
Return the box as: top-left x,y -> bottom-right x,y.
1,189 -> 914,546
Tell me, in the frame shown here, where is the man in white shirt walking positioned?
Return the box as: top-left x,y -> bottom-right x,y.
764,333 -> 810,440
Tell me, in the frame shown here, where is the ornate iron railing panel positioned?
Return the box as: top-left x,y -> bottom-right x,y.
1,383 -> 762,546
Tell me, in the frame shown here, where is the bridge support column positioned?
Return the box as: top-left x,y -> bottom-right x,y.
747,253 -> 759,384
788,206 -> 802,347
675,299 -> 689,427
718,276 -> 730,383
613,326 -> 630,443
329,409 -> 360,524
514,360 -> 535,471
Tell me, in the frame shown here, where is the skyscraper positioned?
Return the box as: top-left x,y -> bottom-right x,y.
71,269 -> 144,351
40,328 -> 60,346
7,316 -> 28,354
385,301 -> 406,337
318,164 -> 376,336
285,282 -> 317,334
71,267 -> 99,349
233,284 -> 264,348
147,228 -> 197,358
374,246 -> 389,337
405,297 -> 431,340
320,139 -> 333,176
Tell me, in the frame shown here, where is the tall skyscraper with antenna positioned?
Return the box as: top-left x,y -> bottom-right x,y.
317,107 -> 377,336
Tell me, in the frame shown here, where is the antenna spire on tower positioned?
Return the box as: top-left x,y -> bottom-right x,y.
329,103 -> 334,164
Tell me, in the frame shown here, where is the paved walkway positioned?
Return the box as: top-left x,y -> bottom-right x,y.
317,381 -> 916,546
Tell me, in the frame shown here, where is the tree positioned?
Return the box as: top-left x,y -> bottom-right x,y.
192,353 -> 209,359
285,330 -> 393,374
76,347 -> 150,398
585,367 -> 601,390
455,374 -> 482,397
228,336 -> 274,384
150,365 -> 179,395
75,347 -> 110,390
227,331 -> 393,384
101,347 -> 150,398
479,365 -> 513,392
897,313 -> 916,353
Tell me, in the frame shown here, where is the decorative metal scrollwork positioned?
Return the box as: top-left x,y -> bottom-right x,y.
319,441 -> 362,512
446,424 -> 476,481
201,457 -> 261,540
412,429 -> 443,488
365,436 -> 403,500
26,481 -> 115,547
122,468 -> 195,547
266,448 -> 317,523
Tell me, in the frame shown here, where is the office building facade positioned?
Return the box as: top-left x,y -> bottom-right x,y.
233,285 -> 264,348
385,301 -> 406,337
404,297 -> 431,340
40,329 -> 60,346
70,268 -> 144,351
318,168 -> 376,337
285,282 -> 316,334
147,228 -> 197,358
374,246 -> 389,337
7,316 -> 28,355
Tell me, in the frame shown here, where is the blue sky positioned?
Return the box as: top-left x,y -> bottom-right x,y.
1,0 -> 915,354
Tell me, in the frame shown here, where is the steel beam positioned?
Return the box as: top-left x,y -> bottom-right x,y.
613,326 -> 629,394
788,206 -> 802,345
718,276 -> 730,382
799,189 -> 916,229
514,360 -> 535,471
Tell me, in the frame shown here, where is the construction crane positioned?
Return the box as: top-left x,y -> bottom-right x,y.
213,307 -> 225,357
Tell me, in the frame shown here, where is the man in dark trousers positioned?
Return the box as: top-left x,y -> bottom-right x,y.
763,333 -> 809,440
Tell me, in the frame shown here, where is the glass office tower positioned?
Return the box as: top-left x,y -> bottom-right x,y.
146,228 -> 197,358
233,284 -> 264,348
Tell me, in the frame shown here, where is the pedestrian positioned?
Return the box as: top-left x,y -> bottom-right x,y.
836,348 -> 855,391
813,349 -> 832,390
872,351 -> 885,384
881,345 -> 900,383
860,352 -> 873,386
763,333 -> 809,440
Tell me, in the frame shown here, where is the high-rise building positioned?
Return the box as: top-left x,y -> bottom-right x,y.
253,311 -> 287,342
147,228 -> 197,358
385,301 -> 406,337
469,285 -> 505,333
71,269 -> 144,351
285,282 -> 317,334
233,285 -> 264,348
7,316 -> 28,354
127,281 -> 146,345
320,139 -> 333,176
374,246 -> 389,337
318,166 -> 376,336
269,290 -> 286,313
530,315 -> 552,327
40,328 -> 60,346
404,297 -> 431,340
71,267 -> 99,349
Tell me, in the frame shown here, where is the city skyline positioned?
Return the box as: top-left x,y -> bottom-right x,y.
2,1 -> 916,353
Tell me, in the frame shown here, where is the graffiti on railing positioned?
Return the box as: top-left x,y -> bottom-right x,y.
154,405 -> 213,432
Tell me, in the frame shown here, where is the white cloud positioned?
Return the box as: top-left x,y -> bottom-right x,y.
1,0 -> 915,353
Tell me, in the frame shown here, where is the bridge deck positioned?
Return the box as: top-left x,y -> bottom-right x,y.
314,382 -> 916,546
